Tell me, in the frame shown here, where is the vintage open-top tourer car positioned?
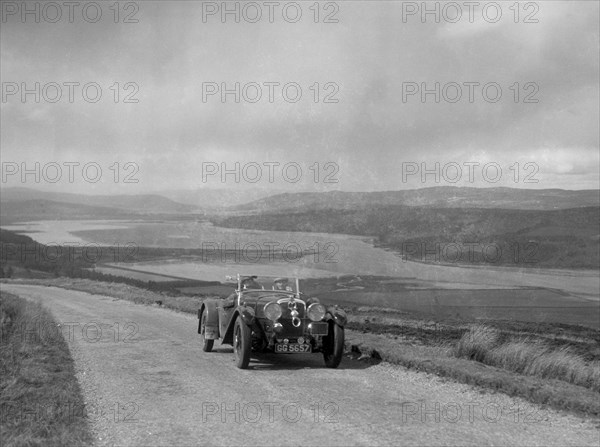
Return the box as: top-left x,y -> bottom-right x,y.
198,274 -> 346,369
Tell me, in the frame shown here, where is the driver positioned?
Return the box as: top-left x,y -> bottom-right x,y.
223,275 -> 260,308
241,275 -> 261,290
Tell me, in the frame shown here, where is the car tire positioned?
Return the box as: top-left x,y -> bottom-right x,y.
200,308 -> 214,352
233,316 -> 251,369
323,322 -> 344,368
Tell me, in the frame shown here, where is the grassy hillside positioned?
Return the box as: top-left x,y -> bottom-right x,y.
212,205 -> 600,269
0,199 -> 136,225
233,187 -> 600,212
0,200 -> 205,225
1,187 -> 195,213
0,229 -> 222,293
161,187 -> 283,209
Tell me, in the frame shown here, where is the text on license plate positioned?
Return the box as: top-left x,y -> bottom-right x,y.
275,343 -> 311,353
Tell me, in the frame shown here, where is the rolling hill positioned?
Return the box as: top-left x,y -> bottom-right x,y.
0,187 -> 195,214
159,187 -> 284,209
213,204 -> 600,269
232,187 -> 600,213
0,199 -> 136,224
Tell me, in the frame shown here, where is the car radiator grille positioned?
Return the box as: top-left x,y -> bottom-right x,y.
309,322 -> 329,335
278,318 -> 304,337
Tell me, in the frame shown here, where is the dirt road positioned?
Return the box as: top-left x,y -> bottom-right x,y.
3,284 -> 598,446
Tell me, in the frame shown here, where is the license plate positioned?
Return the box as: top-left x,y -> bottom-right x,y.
275,343 -> 311,353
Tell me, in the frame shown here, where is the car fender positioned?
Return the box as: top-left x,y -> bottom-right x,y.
325,306 -> 347,327
222,306 -> 255,345
198,299 -> 220,340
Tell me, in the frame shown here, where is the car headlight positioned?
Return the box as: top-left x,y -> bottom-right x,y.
264,301 -> 282,321
307,303 -> 326,322
306,297 -> 320,305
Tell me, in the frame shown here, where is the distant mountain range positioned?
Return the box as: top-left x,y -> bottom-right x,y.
159,187 -> 283,209
232,187 -> 600,212
2,186 -> 598,268
0,199 -> 135,223
0,187 -> 285,213
1,187 -> 598,225
1,187 -> 195,213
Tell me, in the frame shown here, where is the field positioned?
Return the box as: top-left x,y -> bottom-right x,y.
3,219 -> 599,330
93,266 -> 187,282
301,275 -> 600,328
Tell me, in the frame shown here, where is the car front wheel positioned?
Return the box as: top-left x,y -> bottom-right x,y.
200,308 -> 214,352
233,316 -> 251,369
323,322 -> 344,368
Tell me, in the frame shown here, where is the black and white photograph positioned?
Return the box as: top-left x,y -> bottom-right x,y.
1,1 -> 599,445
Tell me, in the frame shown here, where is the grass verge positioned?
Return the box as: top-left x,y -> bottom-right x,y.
1,291 -> 93,446
345,331 -> 600,417
455,324 -> 600,392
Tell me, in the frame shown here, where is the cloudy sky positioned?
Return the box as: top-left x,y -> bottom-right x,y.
1,0 -> 598,194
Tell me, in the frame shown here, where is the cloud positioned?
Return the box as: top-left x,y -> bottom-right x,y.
1,1 -> 598,193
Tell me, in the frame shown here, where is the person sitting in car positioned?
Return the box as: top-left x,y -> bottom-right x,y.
223,276 -> 261,308
241,275 -> 261,290
273,277 -> 292,291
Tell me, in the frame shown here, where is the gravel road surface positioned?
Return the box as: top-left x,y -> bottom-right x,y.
3,284 -> 598,446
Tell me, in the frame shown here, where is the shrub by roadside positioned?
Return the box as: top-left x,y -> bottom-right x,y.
0,292 -> 93,446
456,324 -> 600,392
346,331 -> 600,417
